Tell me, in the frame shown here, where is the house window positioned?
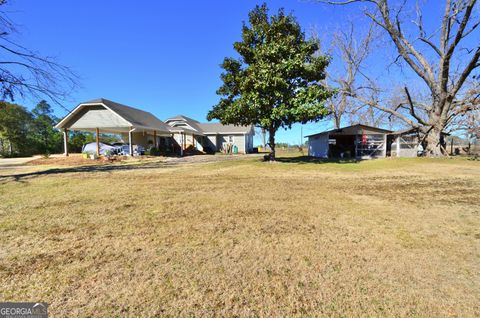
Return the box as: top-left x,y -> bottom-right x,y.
227,136 -> 234,143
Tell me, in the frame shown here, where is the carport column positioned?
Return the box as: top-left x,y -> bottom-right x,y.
96,128 -> 100,156
63,128 -> 69,157
128,127 -> 134,156
153,130 -> 157,148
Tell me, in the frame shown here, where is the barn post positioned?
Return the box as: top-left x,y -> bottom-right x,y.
354,135 -> 358,159
326,134 -> 330,158
383,133 -> 387,157
396,136 -> 401,157
63,128 -> 69,157
95,127 -> 100,156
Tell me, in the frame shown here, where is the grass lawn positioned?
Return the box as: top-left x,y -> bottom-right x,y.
0,154 -> 479,317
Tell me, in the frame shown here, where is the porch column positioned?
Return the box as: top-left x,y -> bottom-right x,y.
128,128 -> 133,156
180,132 -> 184,156
63,128 -> 69,157
96,128 -> 100,156
153,130 -> 157,148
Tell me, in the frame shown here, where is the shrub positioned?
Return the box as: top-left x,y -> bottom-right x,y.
149,147 -> 161,156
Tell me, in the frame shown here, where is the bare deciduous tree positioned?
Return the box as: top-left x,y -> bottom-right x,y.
320,0 -> 480,156
449,80 -> 480,140
0,1 -> 78,110
325,22 -> 377,128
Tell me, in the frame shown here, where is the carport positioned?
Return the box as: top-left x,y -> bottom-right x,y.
55,98 -> 172,156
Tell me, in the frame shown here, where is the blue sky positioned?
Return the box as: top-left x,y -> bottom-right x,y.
4,1 -> 454,145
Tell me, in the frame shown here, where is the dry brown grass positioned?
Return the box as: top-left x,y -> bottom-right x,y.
0,155 -> 479,317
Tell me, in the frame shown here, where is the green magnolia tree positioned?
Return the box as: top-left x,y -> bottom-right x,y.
207,3 -> 333,160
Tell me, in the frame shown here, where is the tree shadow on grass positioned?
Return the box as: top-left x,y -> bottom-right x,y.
0,161 -> 179,183
275,156 -> 360,164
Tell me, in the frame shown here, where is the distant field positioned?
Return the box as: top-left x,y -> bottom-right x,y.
0,155 -> 479,317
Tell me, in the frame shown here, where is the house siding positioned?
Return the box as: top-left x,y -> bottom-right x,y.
216,134 -> 246,153
121,132 -> 153,147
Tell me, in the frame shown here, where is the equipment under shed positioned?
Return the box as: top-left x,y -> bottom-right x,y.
306,124 -> 423,159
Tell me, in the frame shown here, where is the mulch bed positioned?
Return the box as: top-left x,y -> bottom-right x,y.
28,154 -> 128,166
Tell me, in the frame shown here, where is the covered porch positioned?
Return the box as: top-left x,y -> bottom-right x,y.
169,127 -> 206,156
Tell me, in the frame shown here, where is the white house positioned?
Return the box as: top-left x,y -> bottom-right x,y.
165,115 -> 255,154
55,98 -> 255,156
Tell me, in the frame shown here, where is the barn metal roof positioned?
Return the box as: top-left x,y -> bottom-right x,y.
305,124 -> 393,138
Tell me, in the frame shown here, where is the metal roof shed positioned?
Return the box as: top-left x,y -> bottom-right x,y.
55,98 -> 172,156
306,124 -> 392,159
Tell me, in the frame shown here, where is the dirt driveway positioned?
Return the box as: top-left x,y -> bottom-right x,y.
0,154 -> 264,181
0,156 -> 40,168
164,154 -> 263,164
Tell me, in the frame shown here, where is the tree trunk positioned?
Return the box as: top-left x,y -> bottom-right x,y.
267,127 -> 276,161
423,125 -> 444,157
334,114 -> 341,129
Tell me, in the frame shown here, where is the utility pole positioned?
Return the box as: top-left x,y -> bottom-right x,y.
300,125 -> 303,147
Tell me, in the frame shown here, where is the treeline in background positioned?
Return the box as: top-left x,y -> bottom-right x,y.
0,100 -> 101,157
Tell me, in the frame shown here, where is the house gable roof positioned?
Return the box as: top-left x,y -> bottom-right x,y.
166,115 -> 254,135
165,115 -> 204,133
55,98 -> 171,133
197,122 -> 253,134
165,115 -> 200,124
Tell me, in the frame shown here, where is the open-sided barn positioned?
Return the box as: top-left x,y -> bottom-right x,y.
306,124 -> 423,159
